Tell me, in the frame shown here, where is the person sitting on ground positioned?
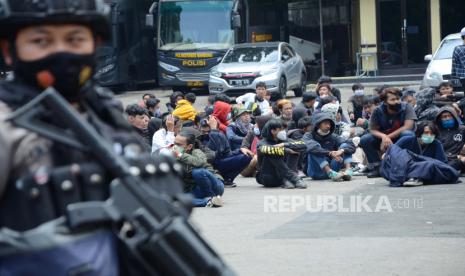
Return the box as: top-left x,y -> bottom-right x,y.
146,97 -> 162,118
435,106 -> 465,173
172,95 -> 197,122
276,99 -> 294,128
296,91 -> 317,116
317,75 -> 342,103
360,88 -> 417,178
414,87 -> 440,122
395,121 -> 447,163
321,103 -> 351,140
401,88 -> 417,108
348,83 -> 365,124
139,93 -> 155,108
227,107 -> 253,151
354,95 -> 380,136
205,95 -> 216,116
198,116 -> 252,187
211,99 -> 232,133
151,114 -> 181,154
303,112 -> 355,181
172,130 -> 224,207
125,104 -> 151,150
166,91 -> 184,113
256,119 -> 307,189
235,81 -> 273,116
240,115 -> 272,177
288,116 -> 313,177
185,92 -> 196,104
288,107 -> 309,130
436,81 -> 455,100
314,83 -> 335,109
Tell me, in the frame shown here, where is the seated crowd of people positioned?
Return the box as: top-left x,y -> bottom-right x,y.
124,77 -> 465,208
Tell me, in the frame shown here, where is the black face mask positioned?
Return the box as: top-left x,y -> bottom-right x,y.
13,52 -> 95,101
387,103 -> 401,112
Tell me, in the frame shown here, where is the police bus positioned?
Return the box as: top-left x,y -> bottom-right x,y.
147,0 -> 288,92
96,0 -> 158,90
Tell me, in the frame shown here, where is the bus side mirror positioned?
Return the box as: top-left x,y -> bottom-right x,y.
232,14 -> 241,28
146,14 -> 155,28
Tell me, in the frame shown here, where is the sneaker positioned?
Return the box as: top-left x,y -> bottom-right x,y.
342,169 -> 353,181
281,180 -> 295,189
403,178 -> 423,187
223,179 -> 237,188
328,170 -> 344,182
206,196 -> 224,207
294,179 -> 307,189
297,170 -> 307,179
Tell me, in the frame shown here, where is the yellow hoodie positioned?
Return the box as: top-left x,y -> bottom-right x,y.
172,99 -> 197,121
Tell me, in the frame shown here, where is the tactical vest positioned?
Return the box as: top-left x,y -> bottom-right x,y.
0,82 -> 145,231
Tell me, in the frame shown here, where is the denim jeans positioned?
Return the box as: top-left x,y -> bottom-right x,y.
360,130 -> 415,166
191,168 -> 224,207
214,152 -> 252,182
306,143 -> 353,180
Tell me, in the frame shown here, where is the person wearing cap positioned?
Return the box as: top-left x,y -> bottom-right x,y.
0,0 -> 186,273
226,107 -> 253,151
452,27 -> 465,89
296,91 -> 317,116
317,75 -> 342,103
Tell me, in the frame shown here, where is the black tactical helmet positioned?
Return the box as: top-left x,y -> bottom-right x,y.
0,0 -> 110,40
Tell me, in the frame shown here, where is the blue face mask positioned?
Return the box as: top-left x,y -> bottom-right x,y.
441,119 -> 455,129
421,134 -> 435,144
254,127 -> 260,136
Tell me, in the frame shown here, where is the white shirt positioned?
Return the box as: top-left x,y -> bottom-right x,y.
235,93 -> 272,115
151,128 -> 175,154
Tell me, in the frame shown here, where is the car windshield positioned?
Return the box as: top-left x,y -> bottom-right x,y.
222,47 -> 279,63
159,0 -> 234,51
434,38 -> 463,60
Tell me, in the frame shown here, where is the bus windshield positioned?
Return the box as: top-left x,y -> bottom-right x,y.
159,0 -> 234,51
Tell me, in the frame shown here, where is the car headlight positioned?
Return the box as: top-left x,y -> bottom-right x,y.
260,67 -> 279,76
427,71 -> 443,81
210,69 -> 222,78
159,61 -> 180,72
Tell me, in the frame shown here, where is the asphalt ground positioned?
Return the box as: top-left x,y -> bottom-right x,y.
115,85 -> 465,276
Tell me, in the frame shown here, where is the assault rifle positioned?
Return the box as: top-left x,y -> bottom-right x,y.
8,87 -> 235,276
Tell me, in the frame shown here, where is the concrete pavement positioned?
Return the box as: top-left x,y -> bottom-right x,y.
114,87 -> 465,275
190,176 -> 465,276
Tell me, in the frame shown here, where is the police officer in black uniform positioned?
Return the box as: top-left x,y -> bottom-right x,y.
0,1 -> 188,275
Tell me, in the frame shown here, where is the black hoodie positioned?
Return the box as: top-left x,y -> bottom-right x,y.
435,106 -> 465,161
303,112 -> 355,157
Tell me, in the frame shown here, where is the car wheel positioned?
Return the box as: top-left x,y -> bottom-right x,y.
294,73 -> 307,97
279,76 -> 287,99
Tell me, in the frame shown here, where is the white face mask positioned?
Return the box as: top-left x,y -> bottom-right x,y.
317,129 -> 330,136
354,89 -> 364,96
254,127 -> 260,136
277,130 -> 287,141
